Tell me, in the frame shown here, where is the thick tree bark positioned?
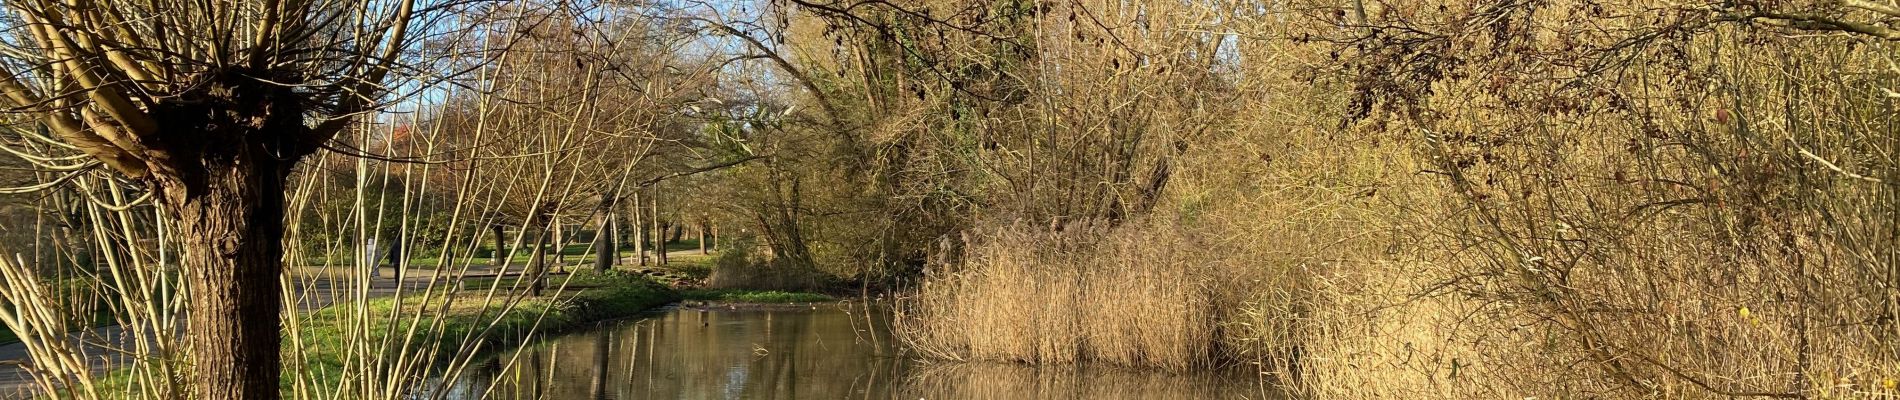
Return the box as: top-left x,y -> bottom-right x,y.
157,160 -> 287,400
142,72 -> 319,400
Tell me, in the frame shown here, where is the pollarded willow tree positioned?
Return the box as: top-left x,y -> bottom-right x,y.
0,0 -> 428,397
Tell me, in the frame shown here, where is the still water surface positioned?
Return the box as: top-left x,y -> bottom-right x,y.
436,303 -> 1265,399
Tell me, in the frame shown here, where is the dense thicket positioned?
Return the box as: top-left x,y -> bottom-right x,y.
716,0 -> 1900,397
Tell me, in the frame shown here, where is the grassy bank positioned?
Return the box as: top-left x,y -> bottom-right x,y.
291,270 -> 676,396
86,270 -> 678,398
680,289 -> 833,303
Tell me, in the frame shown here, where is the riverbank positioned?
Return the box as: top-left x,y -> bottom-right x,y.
679,289 -> 834,303
289,270 -> 680,397
74,270 -> 678,398
54,269 -> 845,398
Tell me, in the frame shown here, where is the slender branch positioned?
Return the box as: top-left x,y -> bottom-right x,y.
1792,139 -> 1885,184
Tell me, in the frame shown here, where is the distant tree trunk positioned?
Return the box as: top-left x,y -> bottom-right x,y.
593,212 -> 614,272
608,211 -> 621,267
528,217 -> 550,296
491,223 -> 507,267
657,222 -> 669,266
698,221 -> 707,255
631,193 -> 646,267
155,149 -> 291,400
653,183 -> 666,266
552,215 -> 566,271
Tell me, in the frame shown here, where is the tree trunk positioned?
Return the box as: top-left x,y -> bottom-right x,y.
491,224 -> 507,267
157,163 -> 286,400
551,215 -> 565,271
698,221 -> 707,255
652,183 -> 665,266
593,213 -> 613,272
631,194 -> 646,267
528,217 -> 550,296
608,212 -> 621,267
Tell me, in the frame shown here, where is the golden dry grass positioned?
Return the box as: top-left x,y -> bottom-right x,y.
896,220 -> 1230,371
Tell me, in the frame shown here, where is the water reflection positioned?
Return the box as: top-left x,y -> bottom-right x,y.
437,304 -> 1267,400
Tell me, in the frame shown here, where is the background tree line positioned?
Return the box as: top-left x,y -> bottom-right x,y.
1,0 -> 1898,398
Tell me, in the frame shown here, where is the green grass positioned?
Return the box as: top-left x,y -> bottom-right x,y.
82,270 -> 679,398
679,289 -> 834,303
296,270 -> 676,394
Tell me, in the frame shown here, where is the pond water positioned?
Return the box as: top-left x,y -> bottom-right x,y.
431,303 -> 1269,400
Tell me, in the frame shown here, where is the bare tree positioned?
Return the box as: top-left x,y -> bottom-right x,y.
432,2 -> 723,294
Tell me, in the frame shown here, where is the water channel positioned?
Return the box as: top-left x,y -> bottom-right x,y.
433,303 -> 1267,399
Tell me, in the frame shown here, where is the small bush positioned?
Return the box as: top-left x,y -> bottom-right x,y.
706,240 -> 828,291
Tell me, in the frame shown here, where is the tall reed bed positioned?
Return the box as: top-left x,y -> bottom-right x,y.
897,220 -> 1253,371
